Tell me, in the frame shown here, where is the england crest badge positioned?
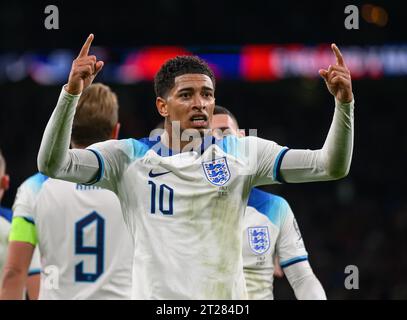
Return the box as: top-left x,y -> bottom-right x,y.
248,226 -> 270,255
202,157 -> 231,186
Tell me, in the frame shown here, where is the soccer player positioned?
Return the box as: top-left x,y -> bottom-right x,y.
0,84 -> 133,300
37,34 -> 354,299
0,149 -> 11,277
212,105 -> 326,300
0,150 -> 41,300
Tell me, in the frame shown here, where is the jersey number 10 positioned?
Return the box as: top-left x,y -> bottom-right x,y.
148,181 -> 174,215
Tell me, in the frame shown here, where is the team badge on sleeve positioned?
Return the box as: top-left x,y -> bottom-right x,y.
202,157 -> 231,186
248,226 -> 270,255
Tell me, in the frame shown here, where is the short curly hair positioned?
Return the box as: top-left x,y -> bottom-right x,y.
154,55 -> 216,98
214,105 -> 239,128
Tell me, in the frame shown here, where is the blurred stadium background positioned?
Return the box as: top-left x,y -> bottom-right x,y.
1,0 -> 406,299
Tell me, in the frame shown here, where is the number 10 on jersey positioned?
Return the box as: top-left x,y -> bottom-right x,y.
148,181 -> 174,215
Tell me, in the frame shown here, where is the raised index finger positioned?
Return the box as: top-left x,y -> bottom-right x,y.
331,43 -> 346,67
77,34 -> 94,58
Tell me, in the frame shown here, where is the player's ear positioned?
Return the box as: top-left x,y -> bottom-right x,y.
0,174 -> 10,191
238,129 -> 245,138
111,123 -> 120,140
156,97 -> 169,117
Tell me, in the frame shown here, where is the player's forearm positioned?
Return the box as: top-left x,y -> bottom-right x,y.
320,98 -> 354,178
280,98 -> 354,182
37,86 -> 78,177
291,274 -> 327,300
0,267 -> 27,300
26,274 -> 40,300
37,87 -> 99,183
284,261 -> 327,300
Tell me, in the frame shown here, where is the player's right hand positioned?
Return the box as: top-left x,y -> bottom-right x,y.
66,34 -> 104,95
318,44 -> 353,104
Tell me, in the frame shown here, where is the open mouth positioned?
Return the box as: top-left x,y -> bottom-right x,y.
189,114 -> 208,127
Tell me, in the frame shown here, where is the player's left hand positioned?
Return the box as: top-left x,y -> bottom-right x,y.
273,256 -> 284,278
319,44 -> 353,104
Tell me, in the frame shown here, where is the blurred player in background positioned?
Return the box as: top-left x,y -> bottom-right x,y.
212,106 -> 326,300
0,149 -> 11,277
37,35 -> 354,299
0,150 -> 42,299
0,83 -> 133,300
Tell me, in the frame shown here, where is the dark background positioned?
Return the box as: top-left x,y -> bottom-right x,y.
1,0 -> 406,299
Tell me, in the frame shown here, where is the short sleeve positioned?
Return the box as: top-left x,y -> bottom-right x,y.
276,200 -> 308,268
10,174 -> 46,246
12,173 -> 48,221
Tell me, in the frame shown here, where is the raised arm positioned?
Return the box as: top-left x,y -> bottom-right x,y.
280,44 -> 354,183
37,34 -> 104,184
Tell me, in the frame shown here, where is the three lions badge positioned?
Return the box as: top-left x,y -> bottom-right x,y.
248,226 -> 270,255
202,157 -> 231,186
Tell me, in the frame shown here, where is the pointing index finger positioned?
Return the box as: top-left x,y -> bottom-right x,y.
78,34 -> 94,58
332,43 -> 346,67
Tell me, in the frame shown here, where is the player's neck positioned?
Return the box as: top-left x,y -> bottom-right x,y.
70,142 -> 87,149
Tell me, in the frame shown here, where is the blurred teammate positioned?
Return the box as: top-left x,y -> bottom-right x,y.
212,106 -> 326,300
0,150 -> 41,299
0,84 -> 133,300
0,149 -> 11,277
37,34 -> 354,299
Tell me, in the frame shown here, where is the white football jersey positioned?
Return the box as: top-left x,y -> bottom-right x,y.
242,188 -> 308,300
87,135 -> 288,299
13,173 -> 133,299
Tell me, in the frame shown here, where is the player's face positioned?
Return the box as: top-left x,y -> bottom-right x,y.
211,114 -> 240,139
163,74 -> 215,133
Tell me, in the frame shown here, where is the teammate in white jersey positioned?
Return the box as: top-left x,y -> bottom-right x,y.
212,106 -> 326,300
0,84 -> 133,300
37,34 -> 354,299
0,150 -> 41,299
